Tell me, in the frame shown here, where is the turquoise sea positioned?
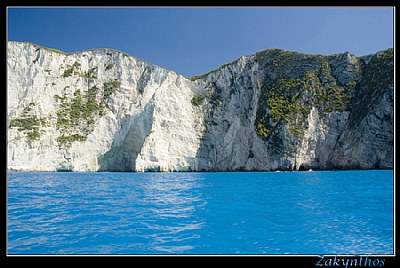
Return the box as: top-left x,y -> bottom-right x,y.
7,170 -> 393,255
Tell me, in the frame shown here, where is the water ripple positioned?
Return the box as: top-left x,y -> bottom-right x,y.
8,170 -> 393,254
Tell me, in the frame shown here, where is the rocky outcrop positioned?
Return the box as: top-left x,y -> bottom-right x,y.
7,42 -> 393,171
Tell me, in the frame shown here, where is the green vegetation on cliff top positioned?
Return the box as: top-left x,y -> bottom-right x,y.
254,49 -> 357,146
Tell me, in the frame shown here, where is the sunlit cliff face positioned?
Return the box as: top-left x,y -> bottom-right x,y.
7,42 -> 393,171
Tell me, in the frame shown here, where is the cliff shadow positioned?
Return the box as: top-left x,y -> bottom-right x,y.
98,102 -> 154,171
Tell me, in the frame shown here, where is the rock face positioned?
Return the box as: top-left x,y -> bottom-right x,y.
7,42 -> 393,171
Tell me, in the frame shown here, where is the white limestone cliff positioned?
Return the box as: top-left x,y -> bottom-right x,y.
7,42 -> 393,171
8,42 -> 204,172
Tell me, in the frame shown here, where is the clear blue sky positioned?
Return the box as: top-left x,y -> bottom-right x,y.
7,7 -> 394,77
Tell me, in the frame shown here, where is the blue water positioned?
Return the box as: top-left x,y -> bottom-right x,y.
7,170 -> 393,255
